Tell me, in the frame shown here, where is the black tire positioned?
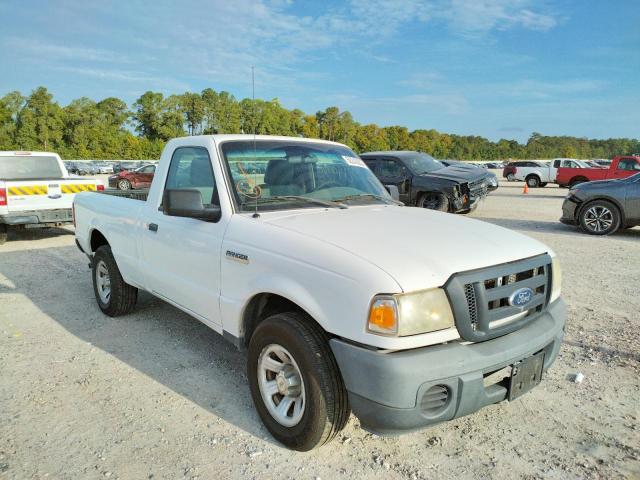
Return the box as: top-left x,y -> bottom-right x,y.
526,175 -> 541,188
247,312 -> 350,451
117,179 -> 132,190
419,192 -> 450,212
578,200 -> 621,235
92,245 -> 138,316
0,224 -> 7,245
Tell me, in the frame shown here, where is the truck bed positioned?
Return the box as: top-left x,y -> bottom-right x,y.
99,189 -> 150,201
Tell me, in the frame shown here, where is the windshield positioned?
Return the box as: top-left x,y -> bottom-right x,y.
403,153 -> 444,174
0,155 -> 63,180
220,140 -> 392,212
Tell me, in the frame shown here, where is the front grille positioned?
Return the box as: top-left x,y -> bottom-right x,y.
468,178 -> 488,198
445,254 -> 552,342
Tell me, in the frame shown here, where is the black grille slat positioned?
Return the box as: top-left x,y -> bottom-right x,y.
484,275 -> 546,302
445,254 -> 552,342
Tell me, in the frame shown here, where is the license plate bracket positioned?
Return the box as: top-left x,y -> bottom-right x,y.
508,351 -> 545,401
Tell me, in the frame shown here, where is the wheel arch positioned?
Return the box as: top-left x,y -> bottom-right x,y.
89,228 -> 110,252
240,292 -> 324,348
570,175 -> 589,185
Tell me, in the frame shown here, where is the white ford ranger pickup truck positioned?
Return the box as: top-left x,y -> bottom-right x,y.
73,135 -> 565,451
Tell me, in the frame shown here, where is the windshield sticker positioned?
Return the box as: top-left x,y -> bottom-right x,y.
342,155 -> 367,168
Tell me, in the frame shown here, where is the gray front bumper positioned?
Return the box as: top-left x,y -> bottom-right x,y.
0,209 -> 72,226
330,299 -> 566,435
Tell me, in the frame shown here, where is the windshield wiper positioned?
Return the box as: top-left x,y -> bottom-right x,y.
332,193 -> 403,205
251,196 -> 348,209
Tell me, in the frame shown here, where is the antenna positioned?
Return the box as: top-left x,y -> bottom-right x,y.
252,66 -> 259,218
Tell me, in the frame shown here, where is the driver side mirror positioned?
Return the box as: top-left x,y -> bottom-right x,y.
385,185 -> 400,201
163,188 -> 221,222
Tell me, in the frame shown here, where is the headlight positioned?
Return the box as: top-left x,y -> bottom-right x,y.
550,256 -> 562,302
367,289 -> 455,337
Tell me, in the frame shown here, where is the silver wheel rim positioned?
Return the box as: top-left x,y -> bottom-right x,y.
118,180 -> 130,190
257,344 -> 305,427
584,205 -> 613,232
507,174 -> 514,181
95,260 -> 111,304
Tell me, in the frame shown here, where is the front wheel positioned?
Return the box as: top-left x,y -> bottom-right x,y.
247,312 -> 350,451
92,245 -> 138,316
579,200 -> 621,235
506,173 -> 515,181
419,192 -> 450,212
117,179 -> 132,190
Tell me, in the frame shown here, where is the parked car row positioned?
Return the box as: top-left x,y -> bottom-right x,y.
501,157 -> 638,188
64,160 -> 155,176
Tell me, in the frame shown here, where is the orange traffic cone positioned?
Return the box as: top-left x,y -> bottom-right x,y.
523,183 -> 529,194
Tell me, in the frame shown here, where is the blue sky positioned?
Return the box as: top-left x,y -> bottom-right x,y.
1,0 -> 638,142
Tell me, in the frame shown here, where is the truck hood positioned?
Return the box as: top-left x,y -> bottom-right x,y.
421,165 -> 487,183
263,206 -> 551,291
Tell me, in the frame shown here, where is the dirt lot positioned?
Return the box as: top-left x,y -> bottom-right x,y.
1,178 -> 639,480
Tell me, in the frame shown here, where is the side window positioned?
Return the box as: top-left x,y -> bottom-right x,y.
553,160 -> 561,168
142,165 -> 156,173
617,158 -> 639,171
362,159 -> 378,173
378,159 -> 407,178
165,147 -> 218,206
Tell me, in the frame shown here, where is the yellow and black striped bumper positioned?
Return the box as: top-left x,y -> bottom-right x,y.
61,184 -> 98,194
7,186 -> 48,196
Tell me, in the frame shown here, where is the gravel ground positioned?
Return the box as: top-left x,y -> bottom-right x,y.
1,178 -> 638,480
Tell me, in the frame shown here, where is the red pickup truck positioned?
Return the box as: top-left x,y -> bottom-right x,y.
556,156 -> 640,188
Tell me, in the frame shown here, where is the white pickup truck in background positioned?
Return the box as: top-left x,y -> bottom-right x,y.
73,135 -> 566,451
511,158 -> 591,188
0,151 -> 103,244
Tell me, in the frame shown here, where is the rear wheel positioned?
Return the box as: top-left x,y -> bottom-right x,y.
570,177 -> 588,188
92,245 -> 138,316
506,173 -> 515,181
419,192 -> 450,212
579,200 -> 621,235
526,175 -> 541,188
247,312 -> 350,451
0,224 -> 7,245
117,179 -> 132,190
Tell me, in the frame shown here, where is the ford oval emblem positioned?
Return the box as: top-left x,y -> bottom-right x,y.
509,287 -> 534,307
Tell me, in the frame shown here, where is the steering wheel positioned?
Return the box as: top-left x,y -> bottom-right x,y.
315,181 -> 341,190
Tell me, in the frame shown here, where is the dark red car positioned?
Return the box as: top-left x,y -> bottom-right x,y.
108,164 -> 156,190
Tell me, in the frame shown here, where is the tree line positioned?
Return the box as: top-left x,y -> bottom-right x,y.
0,86 -> 637,160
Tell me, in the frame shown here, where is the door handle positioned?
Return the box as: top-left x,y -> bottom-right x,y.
148,223 -> 158,232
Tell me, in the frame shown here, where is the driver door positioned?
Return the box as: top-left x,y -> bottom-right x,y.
376,158 -> 412,204
140,146 -> 226,327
